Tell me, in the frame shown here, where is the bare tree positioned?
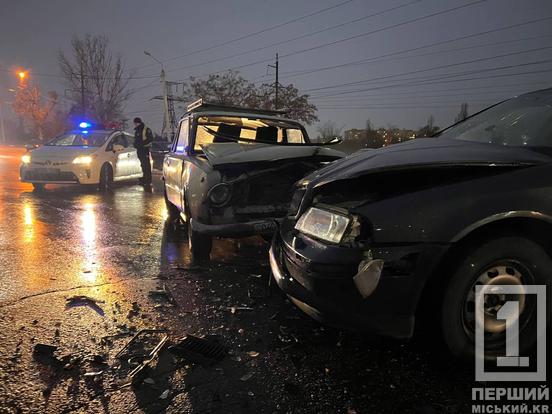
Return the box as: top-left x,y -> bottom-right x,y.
454,102 -> 469,123
58,34 -> 133,125
183,71 -> 257,107
12,83 -> 61,140
316,120 -> 343,142
182,70 -> 318,125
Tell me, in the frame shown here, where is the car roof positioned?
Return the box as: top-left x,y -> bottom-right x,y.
186,110 -> 303,126
67,129 -> 130,135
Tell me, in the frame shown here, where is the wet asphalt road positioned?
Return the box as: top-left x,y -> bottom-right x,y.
0,145 -> 475,413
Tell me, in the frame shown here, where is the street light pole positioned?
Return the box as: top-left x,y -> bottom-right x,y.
0,100 -> 6,143
144,51 -> 170,139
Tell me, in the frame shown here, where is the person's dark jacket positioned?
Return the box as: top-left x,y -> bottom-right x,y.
134,123 -> 154,149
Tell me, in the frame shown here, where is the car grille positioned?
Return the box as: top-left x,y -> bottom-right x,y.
23,170 -> 78,182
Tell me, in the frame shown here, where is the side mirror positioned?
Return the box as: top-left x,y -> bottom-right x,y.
112,144 -> 125,152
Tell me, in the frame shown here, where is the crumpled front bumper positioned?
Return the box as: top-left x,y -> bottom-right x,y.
190,217 -> 277,237
20,164 -> 97,184
269,222 -> 448,338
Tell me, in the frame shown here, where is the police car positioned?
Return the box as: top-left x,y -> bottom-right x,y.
20,122 -> 143,190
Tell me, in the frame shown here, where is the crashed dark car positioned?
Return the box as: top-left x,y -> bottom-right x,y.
163,100 -> 344,260
270,88 -> 552,359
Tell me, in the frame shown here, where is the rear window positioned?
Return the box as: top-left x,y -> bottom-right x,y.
194,116 -> 307,151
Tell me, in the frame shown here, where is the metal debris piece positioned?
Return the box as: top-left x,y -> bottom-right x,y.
65,295 -> 105,316
160,389 -> 170,399
168,334 -> 226,366
115,329 -> 167,360
226,306 -> 254,314
33,343 -> 57,356
129,334 -> 169,386
247,351 -> 260,358
240,372 -> 254,381
83,371 -> 103,377
148,284 -> 177,306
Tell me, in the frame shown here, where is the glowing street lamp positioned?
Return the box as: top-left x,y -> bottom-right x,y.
17,70 -> 28,84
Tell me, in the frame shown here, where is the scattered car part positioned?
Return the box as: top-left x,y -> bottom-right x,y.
168,334 -> 226,366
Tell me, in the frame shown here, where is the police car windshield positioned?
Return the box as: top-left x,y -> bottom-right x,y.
46,132 -> 109,147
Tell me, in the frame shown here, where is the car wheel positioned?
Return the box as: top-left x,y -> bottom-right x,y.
32,183 -> 45,191
187,219 -> 212,261
98,164 -> 113,191
164,186 -> 180,221
441,236 -> 551,360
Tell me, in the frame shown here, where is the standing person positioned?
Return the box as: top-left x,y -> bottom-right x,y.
133,117 -> 153,185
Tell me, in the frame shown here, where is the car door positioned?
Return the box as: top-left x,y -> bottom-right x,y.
124,132 -> 142,176
164,117 -> 190,210
107,133 -> 133,179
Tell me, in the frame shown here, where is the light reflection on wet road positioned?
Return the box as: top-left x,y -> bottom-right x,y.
0,145 -> 264,305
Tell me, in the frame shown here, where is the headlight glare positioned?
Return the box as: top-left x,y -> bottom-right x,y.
72,155 -> 93,165
208,183 -> 231,206
295,207 -> 350,244
21,154 -> 31,164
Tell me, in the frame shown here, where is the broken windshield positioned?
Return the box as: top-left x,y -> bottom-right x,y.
194,116 -> 308,151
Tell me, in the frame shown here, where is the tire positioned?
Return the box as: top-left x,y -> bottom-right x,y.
98,164 -> 113,191
32,183 -> 45,191
441,236 -> 551,360
188,223 -> 212,261
164,186 -> 180,221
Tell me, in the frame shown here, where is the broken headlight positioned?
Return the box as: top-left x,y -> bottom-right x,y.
208,183 -> 232,206
295,207 -> 350,244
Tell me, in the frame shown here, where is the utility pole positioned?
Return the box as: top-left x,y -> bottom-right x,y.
144,51 -> 171,139
161,69 -> 171,139
268,53 -> 279,109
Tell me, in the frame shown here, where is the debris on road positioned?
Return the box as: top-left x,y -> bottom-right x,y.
225,306 -> 253,314
168,334 -> 226,366
148,284 -> 177,306
65,295 -> 105,316
159,389 -> 170,399
33,343 -> 57,357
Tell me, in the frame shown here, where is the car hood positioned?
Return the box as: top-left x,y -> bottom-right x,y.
302,138 -> 552,188
200,142 -> 344,166
29,146 -> 99,162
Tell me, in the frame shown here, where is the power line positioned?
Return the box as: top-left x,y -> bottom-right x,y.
161,0 -> 419,74
177,0 -> 488,80
278,25 -> 552,80
310,66 -> 552,99
303,45 -> 552,93
130,0 -> 357,72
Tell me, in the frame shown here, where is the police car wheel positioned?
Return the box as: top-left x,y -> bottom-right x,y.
98,164 -> 113,190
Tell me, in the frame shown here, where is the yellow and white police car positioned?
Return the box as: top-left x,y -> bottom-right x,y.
20,123 -> 143,190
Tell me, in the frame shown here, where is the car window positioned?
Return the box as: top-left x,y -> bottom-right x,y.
194,116 -> 307,151
439,91 -> 552,147
174,118 -> 189,153
46,132 -> 110,147
106,134 -> 128,151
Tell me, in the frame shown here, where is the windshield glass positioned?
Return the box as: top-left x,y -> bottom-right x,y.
438,90 -> 552,147
194,116 -> 308,151
46,132 -> 109,147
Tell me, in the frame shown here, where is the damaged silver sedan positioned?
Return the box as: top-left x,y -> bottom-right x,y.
163,100 -> 344,260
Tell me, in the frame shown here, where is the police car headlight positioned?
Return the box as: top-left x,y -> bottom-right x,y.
21,154 -> 31,164
208,183 -> 232,206
72,155 -> 93,165
295,207 -> 350,244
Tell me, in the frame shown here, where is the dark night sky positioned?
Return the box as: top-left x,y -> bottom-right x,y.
1,0 -> 552,135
